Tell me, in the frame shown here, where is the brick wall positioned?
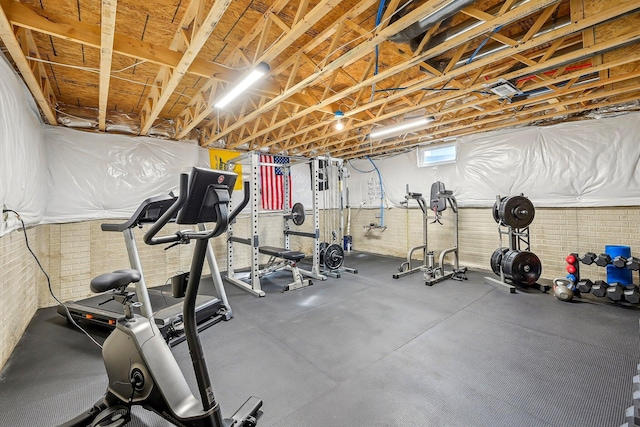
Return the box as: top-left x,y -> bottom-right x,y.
0,227 -> 45,370
2,205 -> 638,370
349,206 -> 640,283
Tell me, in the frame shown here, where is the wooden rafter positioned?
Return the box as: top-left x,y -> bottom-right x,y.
98,0 -> 117,131
218,0 -> 564,150
0,4 -> 57,124
335,69 -> 640,158
265,1 -> 640,155
139,0 -> 231,135
177,0 -> 344,141
298,28 -> 640,156
206,0 -> 487,147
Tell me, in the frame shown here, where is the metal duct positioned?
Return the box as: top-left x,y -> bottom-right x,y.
407,0 -> 529,53
418,14 -> 573,72
388,0 -> 479,43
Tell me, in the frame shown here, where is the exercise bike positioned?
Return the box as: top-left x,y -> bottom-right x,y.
59,167 -> 261,427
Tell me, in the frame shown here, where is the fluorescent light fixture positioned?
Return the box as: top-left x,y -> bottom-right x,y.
369,116 -> 434,140
214,62 -> 270,109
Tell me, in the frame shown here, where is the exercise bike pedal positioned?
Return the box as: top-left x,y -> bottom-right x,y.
90,406 -> 131,427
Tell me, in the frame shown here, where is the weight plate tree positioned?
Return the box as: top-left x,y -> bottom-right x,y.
486,193 -> 543,292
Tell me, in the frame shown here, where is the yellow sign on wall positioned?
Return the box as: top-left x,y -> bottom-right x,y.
209,149 -> 243,190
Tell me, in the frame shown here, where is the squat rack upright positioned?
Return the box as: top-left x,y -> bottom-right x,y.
225,152 -> 326,296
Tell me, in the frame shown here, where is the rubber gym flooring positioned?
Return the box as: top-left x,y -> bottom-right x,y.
0,253 -> 638,427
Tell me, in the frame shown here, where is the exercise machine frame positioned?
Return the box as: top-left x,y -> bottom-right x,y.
225,152 -> 326,296
57,194 -> 233,346
59,168 -> 261,427
393,182 -> 463,286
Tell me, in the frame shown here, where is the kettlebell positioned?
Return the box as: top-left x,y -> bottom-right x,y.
553,278 -> 574,302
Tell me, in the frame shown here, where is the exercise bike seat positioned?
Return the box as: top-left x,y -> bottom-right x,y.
90,269 -> 141,293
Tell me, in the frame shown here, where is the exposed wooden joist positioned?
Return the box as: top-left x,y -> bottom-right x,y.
98,0 -> 117,131
0,4 -> 57,124
297,27 -> 640,156
207,0 -> 496,147
139,0 -> 231,135
277,2 -> 640,155
218,0 -> 564,149
336,68 -> 640,158
0,0 -> 309,104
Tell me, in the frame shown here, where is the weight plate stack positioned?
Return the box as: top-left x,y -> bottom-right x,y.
492,195 -> 535,229
501,250 -> 542,286
323,243 -> 345,270
490,247 -> 509,276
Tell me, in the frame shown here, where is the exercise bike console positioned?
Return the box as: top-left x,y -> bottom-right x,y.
60,168 -> 259,427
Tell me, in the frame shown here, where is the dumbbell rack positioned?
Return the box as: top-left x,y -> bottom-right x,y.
565,252 -> 640,304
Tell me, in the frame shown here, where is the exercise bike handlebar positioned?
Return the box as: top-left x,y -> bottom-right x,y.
143,176 -> 251,246
144,174 -> 189,246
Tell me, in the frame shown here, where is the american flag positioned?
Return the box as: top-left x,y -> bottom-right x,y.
260,155 -> 292,210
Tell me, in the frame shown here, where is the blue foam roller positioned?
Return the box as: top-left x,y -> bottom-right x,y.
605,245 -> 633,285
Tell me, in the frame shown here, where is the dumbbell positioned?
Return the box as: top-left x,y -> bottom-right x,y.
595,253 -> 612,267
576,279 -> 593,293
613,256 -> 629,268
624,286 -> 640,304
606,282 -> 625,301
580,252 -> 597,265
591,280 -> 609,297
628,257 -> 640,271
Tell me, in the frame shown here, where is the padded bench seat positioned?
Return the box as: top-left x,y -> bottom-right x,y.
259,246 -> 305,262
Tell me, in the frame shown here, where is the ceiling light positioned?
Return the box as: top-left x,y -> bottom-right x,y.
369,116 -> 435,140
334,110 -> 345,131
214,62 -> 270,109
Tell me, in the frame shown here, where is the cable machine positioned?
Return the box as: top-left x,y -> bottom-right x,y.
318,157 -> 357,277
225,152 -> 326,296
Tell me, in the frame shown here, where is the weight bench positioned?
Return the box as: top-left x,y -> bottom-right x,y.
258,246 -> 311,292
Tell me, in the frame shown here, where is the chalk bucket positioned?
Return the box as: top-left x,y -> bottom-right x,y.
605,245 -> 632,285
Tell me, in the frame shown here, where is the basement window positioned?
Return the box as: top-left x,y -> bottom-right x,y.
417,143 -> 457,167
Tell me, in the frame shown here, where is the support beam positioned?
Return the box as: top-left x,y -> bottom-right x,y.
0,4 -> 57,124
98,0 -> 117,131
139,0 -> 231,135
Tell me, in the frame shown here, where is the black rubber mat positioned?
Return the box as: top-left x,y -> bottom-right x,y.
0,253 -> 637,426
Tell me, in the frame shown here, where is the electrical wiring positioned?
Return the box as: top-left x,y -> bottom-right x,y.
347,159 -> 375,173
2,209 -> 104,349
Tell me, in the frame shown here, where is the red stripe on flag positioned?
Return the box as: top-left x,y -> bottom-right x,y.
259,154 -> 291,210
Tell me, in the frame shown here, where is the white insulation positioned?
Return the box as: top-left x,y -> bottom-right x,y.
2,46 -> 640,237
347,113 -> 640,208
43,127 -> 210,223
0,53 -> 47,234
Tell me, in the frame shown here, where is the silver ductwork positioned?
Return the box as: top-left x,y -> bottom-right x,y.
388,0 -> 479,43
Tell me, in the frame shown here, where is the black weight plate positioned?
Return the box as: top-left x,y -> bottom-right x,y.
324,244 -> 344,270
319,242 -> 329,264
502,250 -> 541,286
499,195 -> 535,228
291,202 -> 305,226
490,247 -> 508,276
492,199 -> 503,224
